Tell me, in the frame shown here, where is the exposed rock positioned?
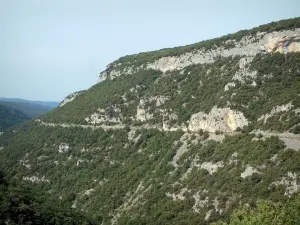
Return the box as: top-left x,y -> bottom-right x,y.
241,165 -> 260,178
232,69 -> 257,83
58,143 -> 69,153
111,182 -> 151,225
136,107 -> 153,122
85,105 -> 123,125
266,35 -> 300,54
271,172 -> 299,196
134,97 -> 171,122
71,200 -> 77,208
258,102 -> 294,123
19,159 -> 31,169
60,90 -> 85,107
205,210 -> 213,221
171,135 -> 188,167
133,134 -> 141,143
228,152 -> 238,165
23,176 -> 50,183
188,106 -> 248,132
166,187 -> 188,201
77,159 -> 90,167
193,190 -> 209,213
83,188 -> 94,196
280,137 -> 300,151
100,29 -> 300,81
99,71 -> 108,82
224,82 -> 236,91
270,154 -> 278,162
127,129 -> 136,140
213,198 -> 223,214
200,161 -> 224,175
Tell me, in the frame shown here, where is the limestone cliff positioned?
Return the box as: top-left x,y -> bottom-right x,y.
1,17 -> 300,225
60,90 -> 85,107
99,28 -> 300,82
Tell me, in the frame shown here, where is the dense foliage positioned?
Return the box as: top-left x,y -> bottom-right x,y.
0,171 -> 95,225
1,120 -> 299,224
0,17 -> 300,225
213,193 -> 300,225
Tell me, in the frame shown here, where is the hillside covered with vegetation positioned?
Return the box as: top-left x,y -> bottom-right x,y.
0,171 -> 95,224
0,105 -> 30,131
1,17 -> 300,225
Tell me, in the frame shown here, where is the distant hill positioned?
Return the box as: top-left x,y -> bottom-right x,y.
0,98 -> 59,108
0,105 -> 30,131
0,98 -> 59,119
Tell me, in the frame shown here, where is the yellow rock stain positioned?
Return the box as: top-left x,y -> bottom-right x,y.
226,112 -> 237,131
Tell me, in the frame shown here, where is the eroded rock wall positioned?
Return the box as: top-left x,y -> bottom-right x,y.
188,106 -> 248,132
99,29 -> 300,81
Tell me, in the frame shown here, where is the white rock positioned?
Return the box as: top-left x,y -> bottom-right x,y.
58,143 -> 69,153
23,176 -> 50,183
200,161 -> 224,175
60,91 -> 84,107
258,102 -> 293,123
188,106 -> 248,132
240,165 -> 259,178
83,188 -> 94,196
100,29 -> 300,80
224,82 -> 236,91
271,172 -> 299,196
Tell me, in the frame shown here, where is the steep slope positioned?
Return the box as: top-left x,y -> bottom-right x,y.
0,105 -> 30,131
1,17 -> 300,225
0,171 -> 95,225
0,98 -> 58,119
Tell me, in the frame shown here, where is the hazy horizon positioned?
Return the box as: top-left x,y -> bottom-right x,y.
1,0 -> 299,101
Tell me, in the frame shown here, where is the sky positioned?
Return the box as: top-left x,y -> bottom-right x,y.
0,0 -> 299,102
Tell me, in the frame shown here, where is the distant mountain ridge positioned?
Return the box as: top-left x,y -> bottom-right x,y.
0,98 -> 59,119
0,98 -> 59,108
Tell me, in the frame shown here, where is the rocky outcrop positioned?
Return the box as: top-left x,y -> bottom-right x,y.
99,29 -> 300,82
271,172 -> 299,197
200,161 -> 224,175
58,143 -> 69,153
60,90 -> 85,107
258,102 -> 294,123
267,35 -> 300,53
85,106 -> 123,124
188,106 -> 248,132
136,107 -> 153,122
23,176 -> 50,183
224,82 -> 236,91
135,96 -> 169,122
240,165 -> 260,178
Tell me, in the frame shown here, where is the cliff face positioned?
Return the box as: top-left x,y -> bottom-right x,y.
59,90 -> 85,107
99,28 -> 300,81
1,18 -> 300,225
90,24 -> 300,134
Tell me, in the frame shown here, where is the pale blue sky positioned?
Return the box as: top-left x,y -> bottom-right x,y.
0,0 -> 299,101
